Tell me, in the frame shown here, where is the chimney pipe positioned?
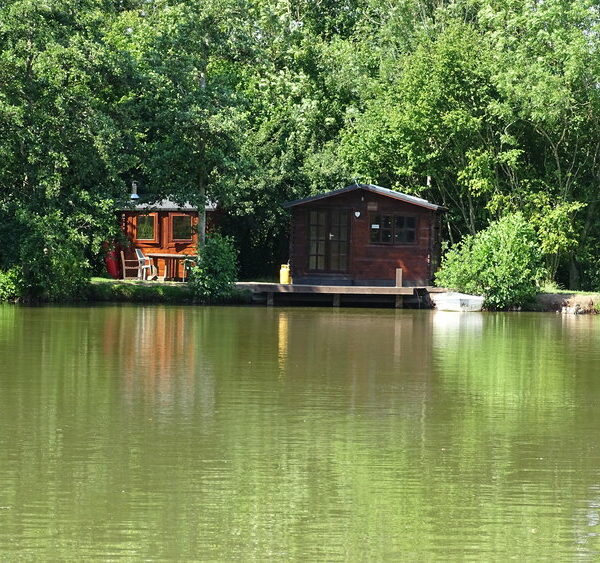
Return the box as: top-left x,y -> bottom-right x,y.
130,180 -> 140,200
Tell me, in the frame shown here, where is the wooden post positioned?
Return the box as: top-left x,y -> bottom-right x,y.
333,294 -> 341,308
267,292 -> 274,307
395,295 -> 403,309
395,268 -> 403,287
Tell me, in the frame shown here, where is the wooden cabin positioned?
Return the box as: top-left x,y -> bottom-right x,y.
283,184 -> 445,286
117,199 -> 216,280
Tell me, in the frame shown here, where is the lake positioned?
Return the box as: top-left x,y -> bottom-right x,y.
0,304 -> 599,559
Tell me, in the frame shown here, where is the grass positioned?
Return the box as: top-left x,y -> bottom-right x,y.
539,289 -> 600,296
533,288 -> 600,313
88,277 -> 252,304
539,280 -> 600,296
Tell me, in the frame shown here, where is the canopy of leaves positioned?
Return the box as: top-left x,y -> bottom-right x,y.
2,0 -> 600,298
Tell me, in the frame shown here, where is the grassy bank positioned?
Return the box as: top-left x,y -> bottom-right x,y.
88,278 -> 252,305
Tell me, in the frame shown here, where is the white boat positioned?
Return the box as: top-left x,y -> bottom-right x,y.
430,292 -> 485,312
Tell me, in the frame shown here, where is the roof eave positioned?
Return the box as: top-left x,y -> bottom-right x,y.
282,184 -> 358,208
116,198 -> 217,212
283,184 -> 446,212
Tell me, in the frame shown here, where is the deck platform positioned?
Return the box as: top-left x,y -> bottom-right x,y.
234,282 -> 446,308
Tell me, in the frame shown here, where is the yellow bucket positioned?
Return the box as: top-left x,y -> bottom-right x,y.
279,264 -> 291,284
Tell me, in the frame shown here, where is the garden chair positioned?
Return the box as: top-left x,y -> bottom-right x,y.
182,256 -> 198,281
134,248 -> 158,280
120,251 -> 141,280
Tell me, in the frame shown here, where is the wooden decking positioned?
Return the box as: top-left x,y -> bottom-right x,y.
234,282 -> 445,308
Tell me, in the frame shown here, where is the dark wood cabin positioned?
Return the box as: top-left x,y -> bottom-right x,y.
117,199 -> 216,279
284,184 -> 445,286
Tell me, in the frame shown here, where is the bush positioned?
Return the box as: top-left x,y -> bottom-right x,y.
0,268 -> 23,302
188,233 -> 238,301
435,213 -> 546,309
16,211 -> 91,302
0,208 -> 93,302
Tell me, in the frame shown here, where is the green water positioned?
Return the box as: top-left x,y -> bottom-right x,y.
1,305 -> 599,560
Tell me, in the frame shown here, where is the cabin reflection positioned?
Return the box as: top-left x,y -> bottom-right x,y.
274,309 -> 435,417
102,307 -> 214,418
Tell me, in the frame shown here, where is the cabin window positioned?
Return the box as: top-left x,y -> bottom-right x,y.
172,215 -> 193,241
370,215 -> 416,244
135,214 -> 157,241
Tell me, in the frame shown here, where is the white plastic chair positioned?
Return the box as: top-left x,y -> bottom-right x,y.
134,248 -> 158,280
182,256 -> 197,281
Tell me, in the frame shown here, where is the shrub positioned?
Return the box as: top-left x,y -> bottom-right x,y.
0,208 -> 93,302
16,211 -> 91,302
0,268 -> 23,302
435,213 -> 546,309
188,233 -> 238,301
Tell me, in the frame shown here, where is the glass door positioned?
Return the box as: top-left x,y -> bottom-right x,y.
328,210 -> 349,272
308,209 -> 350,272
308,210 -> 327,271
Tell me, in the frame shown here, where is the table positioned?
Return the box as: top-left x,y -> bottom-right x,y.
146,253 -> 197,281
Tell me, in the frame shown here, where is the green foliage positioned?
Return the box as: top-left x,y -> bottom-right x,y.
0,0 -> 133,300
14,210 -> 94,301
435,213 -> 546,310
113,0 -> 252,207
329,0 -> 600,287
2,0 -> 600,292
188,234 -> 238,301
0,268 -> 22,302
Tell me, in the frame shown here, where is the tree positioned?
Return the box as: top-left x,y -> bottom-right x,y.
334,0 -> 600,288
0,0 -> 136,299
107,0 -> 254,249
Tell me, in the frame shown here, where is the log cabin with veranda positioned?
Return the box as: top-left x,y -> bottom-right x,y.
116,199 -> 216,280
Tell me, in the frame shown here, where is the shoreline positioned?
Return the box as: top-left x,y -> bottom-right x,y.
88,280 -> 600,313
4,279 -> 598,312
86,278 -> 252,305
532,292 -> 600,314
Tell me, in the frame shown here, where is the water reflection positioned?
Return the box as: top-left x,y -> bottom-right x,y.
431,311 -> 600,558
277,311 -> 288,374
1,305 -> 600,559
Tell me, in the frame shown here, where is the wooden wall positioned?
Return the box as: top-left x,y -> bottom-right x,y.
289,190 -> 442,286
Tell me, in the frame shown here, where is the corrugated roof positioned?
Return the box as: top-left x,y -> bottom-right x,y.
116,198 -> 217,212
283,184 -> 445,211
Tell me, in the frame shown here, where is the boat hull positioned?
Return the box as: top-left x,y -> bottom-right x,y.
430,292 -> 485,312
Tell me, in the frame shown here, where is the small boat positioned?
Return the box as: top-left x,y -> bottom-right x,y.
430,292 -> 485,312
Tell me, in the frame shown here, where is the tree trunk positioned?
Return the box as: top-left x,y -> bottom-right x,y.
198,178 -> 206,251
569,257 -> 580,291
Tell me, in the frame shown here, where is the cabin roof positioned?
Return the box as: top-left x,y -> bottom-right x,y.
283,184 -> 445,211
116,198 -> 217,212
